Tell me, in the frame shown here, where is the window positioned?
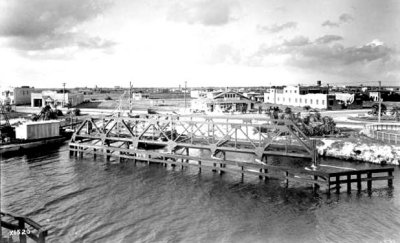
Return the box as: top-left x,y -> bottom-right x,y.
278,97 -> 280,101
316,100 -> 319,105
285,90 -> 288,93
299,98 -> 302,103
10,92 -> 13,95
295,98 -> 297,103
295,90 -> 297,93
283,97 -> 285,102
305,99 -> 307,104
322,100 -> 325,105
310,99 -> 313,104
289,98 -> 291,102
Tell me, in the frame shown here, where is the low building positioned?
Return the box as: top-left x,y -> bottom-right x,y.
0,86 -> 35,105
31,90 -> 84,108
191,90 -> 255,113
243,92 -> 264,102
132,92 -> 150,100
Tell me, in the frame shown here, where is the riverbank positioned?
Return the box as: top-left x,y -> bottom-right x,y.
317,136 -> 400,165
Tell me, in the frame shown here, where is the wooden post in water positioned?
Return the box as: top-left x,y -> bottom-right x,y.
357,173 -> 362,191
199,161 -> 201,172
18,219 -> 26,243
285,171 -> 289,188
367,172 -> 372,191
79,146 -> 83,158
313,175 -> 319,192
388,170 -> 393,188
326,177 -> 331,195
336,175 -> 340,194
219,151 -> 226,175
347,174 -> 351,193
241,166 -> 244,181
264,168 -> 268,181
93,148 -> 97,159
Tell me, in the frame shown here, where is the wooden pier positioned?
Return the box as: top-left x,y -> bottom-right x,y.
1,211 -> 48,243
68,114 -> 394,193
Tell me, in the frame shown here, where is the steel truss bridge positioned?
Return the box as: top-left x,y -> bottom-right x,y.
68,114 -> 394,193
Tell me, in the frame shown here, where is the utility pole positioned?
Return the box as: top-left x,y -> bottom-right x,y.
129,81 -> 132,113
378,81 -> 382,123
62,83 -> 66,107
184,81 -> 187,110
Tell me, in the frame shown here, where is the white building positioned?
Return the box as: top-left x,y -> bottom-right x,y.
0,86 -> 35,105
132,92 -> 149,100
264,85 -> 329,109
31,90 -> 84,108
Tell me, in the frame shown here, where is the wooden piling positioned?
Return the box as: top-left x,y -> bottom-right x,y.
336,175 -> 340,194
313,175 -> 318,192
285,171 -> 289,188
367,172 -> 372,191
357,173 -> 362,191
18,219 -> 27,243
347,174 -> 351,193
326,177 -> 331,195
388,170 -> 393,188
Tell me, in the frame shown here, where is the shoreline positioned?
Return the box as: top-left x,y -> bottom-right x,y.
317,137 -> 400,166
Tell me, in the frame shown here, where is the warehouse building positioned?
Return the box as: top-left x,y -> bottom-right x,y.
0,86 -> 35,105
31,90 -> 84,108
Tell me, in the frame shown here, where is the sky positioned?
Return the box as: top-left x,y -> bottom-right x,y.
0,0 -> 399,88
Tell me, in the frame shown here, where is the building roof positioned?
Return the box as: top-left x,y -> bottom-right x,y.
213,91 -> 250,100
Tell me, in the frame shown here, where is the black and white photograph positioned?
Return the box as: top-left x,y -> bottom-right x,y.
0,0 -> 399,242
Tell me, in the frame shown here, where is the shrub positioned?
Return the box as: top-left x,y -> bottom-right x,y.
73,108 -> 81,116
55,109 -> 63,116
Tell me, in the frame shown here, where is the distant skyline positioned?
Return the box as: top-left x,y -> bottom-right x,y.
0,0 -> 399,88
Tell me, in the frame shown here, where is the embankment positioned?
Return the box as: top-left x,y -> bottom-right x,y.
317,138 -> 400,165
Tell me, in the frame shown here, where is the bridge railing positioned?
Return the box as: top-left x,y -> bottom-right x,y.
365,123 -> 400,145
1,211 -> 48,243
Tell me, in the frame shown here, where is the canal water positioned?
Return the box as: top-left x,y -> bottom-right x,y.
1,143 -> 400,243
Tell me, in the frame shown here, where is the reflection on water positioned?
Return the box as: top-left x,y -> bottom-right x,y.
1,144 -> 400,242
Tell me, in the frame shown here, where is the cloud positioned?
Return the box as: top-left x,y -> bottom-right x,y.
315,35 -> 343,44
283,36 -> 310,46
322,13 -> 353,28
339,13 -> 353,23
167,0 -> 237,26
249,37 -> 398,82
258,21 -> 297,33
0,0 -> 114,53
321,20 -> 339,28
253,37 -> 395,72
